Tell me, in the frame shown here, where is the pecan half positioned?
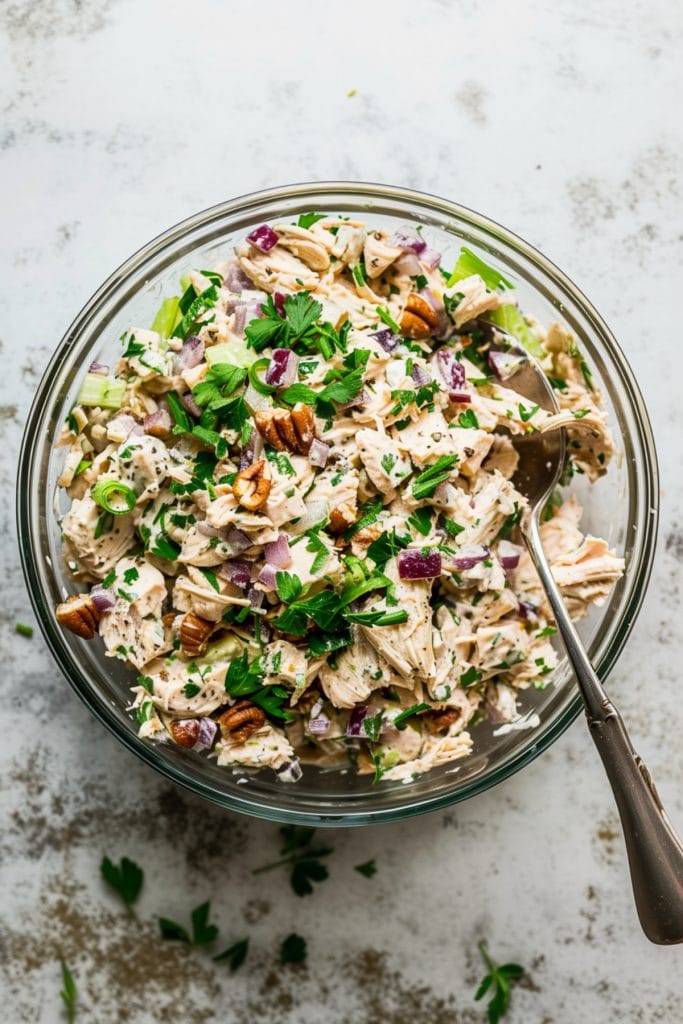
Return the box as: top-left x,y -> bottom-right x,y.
218,700 -> 266,743
232,459 -> 271,510
424,708 -> 462,734
56,593 -> 101,639
179,612 -> 213,657
169,718 -> 201,748
329,502 -> 358,534
254,403 -> 316,455
400,293 -> 440,339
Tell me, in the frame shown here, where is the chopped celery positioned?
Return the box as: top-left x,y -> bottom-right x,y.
446,246 -> 514,291
206,340 -> 254,369
485,305 -> 545,358
151,296 -> 181,338
178,273 -> 192,294
77,373 -> 126,409
100,379 -> 126,409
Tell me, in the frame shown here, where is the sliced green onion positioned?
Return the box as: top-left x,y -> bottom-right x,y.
248,358 -> 276,395
206,340 -> 255,369
91,479 -> 136,515
151,296 -> 181,338
73,459 -> 92,478
77,373 -> 126,410
15,623 -> 33,638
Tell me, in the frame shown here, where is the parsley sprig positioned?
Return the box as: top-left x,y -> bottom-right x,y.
252,826 -> 333,897
245,291 -> 348,359
159,900 -> 219,945
224,652 -> 293,722
474,941 -> 525,1024
213,937 -> 249,971
280,932 -> 307,963
100,855 -> 144,917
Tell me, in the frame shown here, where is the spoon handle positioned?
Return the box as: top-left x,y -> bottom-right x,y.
525,514 -> 683,944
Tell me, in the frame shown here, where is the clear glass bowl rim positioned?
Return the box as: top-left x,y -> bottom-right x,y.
16,181 -> 659,826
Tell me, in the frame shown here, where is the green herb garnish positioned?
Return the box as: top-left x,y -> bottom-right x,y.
100,855 -> 144,916
59,961 -> 77,1023
411,455 -> 459,500
213,938 -> 249,971
280,933 -> 307,964
474,941 -> 525,1024
159,901 -> 219,945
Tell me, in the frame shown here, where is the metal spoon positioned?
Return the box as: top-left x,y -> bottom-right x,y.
489,331 -> 683,945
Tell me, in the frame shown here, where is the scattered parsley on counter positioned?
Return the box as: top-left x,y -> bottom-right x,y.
59,960 -> 77,1023
280,933 -> 307,964
474,941 -> 525,1024
354,859 -> 377,878
159,900 -> 219,946
15,622 -> 33,638
252,825 -> 333,897
100,855 -> 144,915
213,937 -> 249,972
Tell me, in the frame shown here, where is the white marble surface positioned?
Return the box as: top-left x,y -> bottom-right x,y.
2,1 -> 683,1020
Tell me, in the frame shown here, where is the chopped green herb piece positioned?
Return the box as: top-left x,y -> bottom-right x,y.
518,403 -> 540,423
213,938 -> 249,971
411,455 -> 459,500
15,622 -> 33,638
460,666 -> 483,686
474,941 -> 525,1024
354,859 -> 377,878
298,212 -> 326,229
275,571 -> 303,603
393,702 -> 431,730
280,933 -> 307,964
376,306 -> 401,333
59,961 -> 77,1024
159,901 -> 219,946
100,855 -> 144,914
458,408 -> 479,429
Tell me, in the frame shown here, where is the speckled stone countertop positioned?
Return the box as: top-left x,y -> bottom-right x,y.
2,1 -> 682,1021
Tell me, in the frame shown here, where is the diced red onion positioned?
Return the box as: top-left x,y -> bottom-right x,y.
498,540 -> 522,570
240,428 -> 263,469
420,245 -> 442,270
277,760 -> 303,782
265,348 -> 299,387
180,391 -> 202,418
488,349 -> 527,381
308,438 -> 330,468
223,261 -> 252,292
90,584 -> 116,612
247,586 -> 265,610
369,329 -> 400,352
308,715 -> 331,736
247,224 -> 279,252
273,291 -> 286,317
225,528 -> 252,553
217,560 -> 252,588
174,335 -> 204,372
398,549 -> 442,580
143,408 -> 172,437
449,544 -> 489,571
437,348 -> 467,391
395,251 -> 422,277
258,563 -> 278,590
233,299 -> 264,337
411,363 -> 431,387
518,599 -> 539,623
347,705 -> 368,737
389,227 -> 426,255
195,717 -> 218,751
264,533 -> 292,569
89,361 -> 109,375
449,391 -> 472,404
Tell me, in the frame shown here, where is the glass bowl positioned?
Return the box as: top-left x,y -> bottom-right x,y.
16,182 -> 658,826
